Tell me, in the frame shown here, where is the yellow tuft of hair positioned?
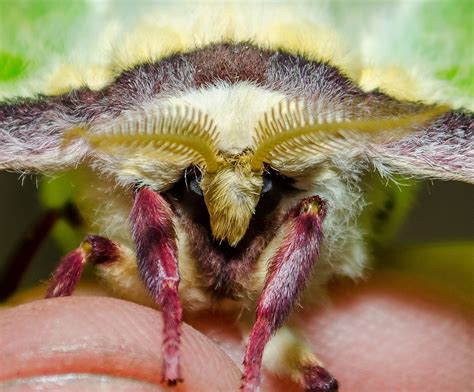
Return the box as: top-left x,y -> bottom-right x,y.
45,64 -> 112,95
358,66 -> 421,101
43,3 -> 362,94
201,155 -> 263,246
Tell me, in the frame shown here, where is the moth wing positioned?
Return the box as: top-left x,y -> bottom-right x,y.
364,110 -> 473,183
0,2 -> 205,173
323,1 -> 473,183
0,2 -> 104,172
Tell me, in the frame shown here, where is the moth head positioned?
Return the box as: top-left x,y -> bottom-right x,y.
69,95 -> 450,248
71,108 -> 265,246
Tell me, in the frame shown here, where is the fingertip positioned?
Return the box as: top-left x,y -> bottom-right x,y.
0,297 -> 241,392
300,274 -> 473,392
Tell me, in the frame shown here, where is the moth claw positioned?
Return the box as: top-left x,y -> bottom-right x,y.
162,352 -> 183,386
163,374 -> 183,387
303,365 -> 339,392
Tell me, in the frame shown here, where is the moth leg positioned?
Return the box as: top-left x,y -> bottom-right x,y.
241,196 -> 334,392
46,234 -> 124,298
261,325 -> 337,392
130,187 -> 182,385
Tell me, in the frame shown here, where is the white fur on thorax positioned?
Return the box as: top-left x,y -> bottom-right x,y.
165,82 -> 286,154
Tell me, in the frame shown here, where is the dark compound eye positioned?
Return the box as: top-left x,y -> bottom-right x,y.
185,168 -> 203,197
172,166 -> 294,200
188,176 -> 203,196
261,167 -> 295,196
262,175 -> 273,194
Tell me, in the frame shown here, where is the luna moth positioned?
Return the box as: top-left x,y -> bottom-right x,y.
0,1 -> 472,391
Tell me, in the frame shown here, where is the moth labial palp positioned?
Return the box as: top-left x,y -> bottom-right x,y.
242,195 -> 334,392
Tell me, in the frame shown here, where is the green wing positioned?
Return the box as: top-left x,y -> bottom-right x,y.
328,0 -> 472,105
0,0 -> 89,94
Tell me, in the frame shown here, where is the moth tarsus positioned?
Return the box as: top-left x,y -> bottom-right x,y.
1,4 -> 473,392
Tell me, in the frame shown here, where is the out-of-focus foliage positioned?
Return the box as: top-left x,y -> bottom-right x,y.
0,0 -> 86,82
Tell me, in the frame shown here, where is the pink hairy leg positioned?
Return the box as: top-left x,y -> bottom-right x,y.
241,196 -> 337,392
129,187 -> 182,385
46,235 -> 122,298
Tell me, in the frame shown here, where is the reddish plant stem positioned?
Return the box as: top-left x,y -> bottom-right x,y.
1,210 -> 59,300
242,196 -> 327,392
1,203 -> 82,300
130,187 -> 182,385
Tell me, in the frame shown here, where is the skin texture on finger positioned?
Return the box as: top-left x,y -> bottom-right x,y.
0,297 -> 240,392
298,274 -> 474,392
2,375 -> 165,392
187,271 -> 474,392
1,269 -> 472,391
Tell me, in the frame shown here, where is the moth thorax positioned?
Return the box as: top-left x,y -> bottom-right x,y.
201,161 -> 263,246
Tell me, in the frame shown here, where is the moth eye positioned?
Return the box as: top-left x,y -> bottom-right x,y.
261,167 -> 295,196
262,175 -> 273,194
189,176 -> 203,196
185,169 -> 203,197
